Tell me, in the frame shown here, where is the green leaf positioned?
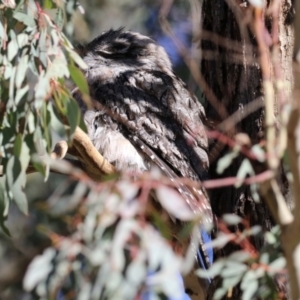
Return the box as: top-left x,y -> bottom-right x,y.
0,182 -> 11,236
69,64 -> 89,95
241,278 -> 258,300
6,156 -> 28,215
197,260 -> 225,279
47,53 -> 69,79
23,248 -> 56,291
67,48 -> 88,70
0,22 -> 4,41
55,7 -> 64,30
235,159 -> 254,188
15,84 -> 29,105
223,275 -> 243,290
241,270 -> 258,289
14,134 -> 22,157
213,287 -> 228,300
35,76 -> 50,105
31,161 -> 46,177
221,261 -> 248,277
17,33 -> 29,48
251,144 -> 265,162
19,139 -> 30,172
228,251 -> 251,263
38,29 -> 48,67
8,66 -> 16,105
217,149 -> 239,174
13,12 -> 35,27
66,98 -> 80,136
7,39 -> 18,61
15,54 -> 28,88
268,257 -> 286,273
156,186 -> 195,221
43,0 -> 53,9
222,213 -> 242,225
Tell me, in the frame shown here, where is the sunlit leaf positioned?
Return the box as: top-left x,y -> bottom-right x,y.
67,48 -> 88,70
7,39 -> 18,61
241,278 -> 258,300
228,251 -> 251,263
15,54 -> 28,88
268,257 -> 286,273
248,0 -> 264,8
213,287 -> 228,300
223,274 -> 243,291
207,232 -> 232,249
222,213 -> 242,225
235,159 -> 254,188
196,259 -> 225,279
15,84 -> 29,105
23,248 -> 56,291
217,149 -> 239,174
221,261 -> 247,277
55,7 -> 64,30
156,186 -> 195,221
13,12 -> 35,27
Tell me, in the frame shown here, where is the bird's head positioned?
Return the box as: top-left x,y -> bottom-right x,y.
77,28 -> 173,84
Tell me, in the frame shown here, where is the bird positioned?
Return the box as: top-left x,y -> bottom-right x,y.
73,28 -> 213,298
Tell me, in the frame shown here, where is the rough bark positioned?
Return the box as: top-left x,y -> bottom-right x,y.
201,0 -> 294,298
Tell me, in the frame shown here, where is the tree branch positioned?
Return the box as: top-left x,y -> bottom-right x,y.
0,126 -> 115,181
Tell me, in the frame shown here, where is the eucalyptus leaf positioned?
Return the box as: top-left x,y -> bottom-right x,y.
66,98 -> 80,136
69,64 -> 89,95
228,251 -> 251,263
7,39 -> 18,61
235,159 -> 254,188
23,248 -> 56,291
0,182 -> 10,236
156,186 -> 195,221
13,133 -> 22,157
55,7 -> 64,30
17,33 -> 29,48
67,48 -> 88,70
213,287 -> 228,300
15,84 -> 29,105
0,21 -> 4,40
268,257 -> 286,273
222,213 -> 242,225
6,156 -> 28,214
197,260 -> 225,279
217,149 -> 239,174
13,12 -> 35,27
221,261 -> 247,277
241,279 -> 258,300
15,54 -> 28,88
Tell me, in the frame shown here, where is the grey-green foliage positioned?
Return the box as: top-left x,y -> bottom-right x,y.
22,176 -> 196,300
0,2 -> 202,299
0,0 -> 88,229
197,215 -> 286,300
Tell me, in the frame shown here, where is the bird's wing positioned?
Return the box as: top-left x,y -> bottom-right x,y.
88,68 -> 213,270
90,69 -> 209,181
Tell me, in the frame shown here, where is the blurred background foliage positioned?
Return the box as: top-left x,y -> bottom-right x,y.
0,0 -> 287,299
0,1 -> 202,299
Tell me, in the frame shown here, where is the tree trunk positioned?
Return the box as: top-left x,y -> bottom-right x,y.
201,0 -> 294,298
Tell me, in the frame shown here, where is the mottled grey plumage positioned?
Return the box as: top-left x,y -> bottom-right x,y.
74,29 -> 212,270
